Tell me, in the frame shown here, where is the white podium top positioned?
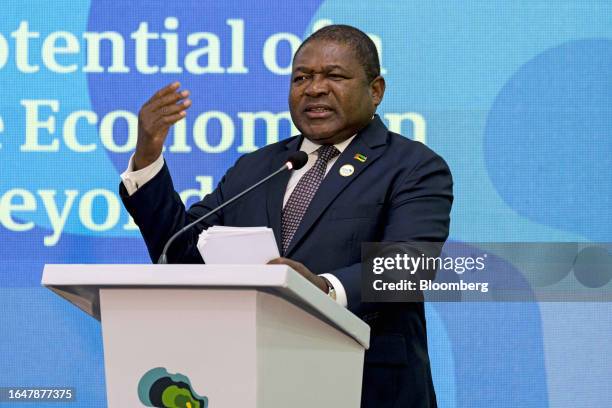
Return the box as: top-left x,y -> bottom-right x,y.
42,264 -> 370,349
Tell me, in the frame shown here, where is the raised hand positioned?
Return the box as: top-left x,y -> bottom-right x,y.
134,82 -> 192,170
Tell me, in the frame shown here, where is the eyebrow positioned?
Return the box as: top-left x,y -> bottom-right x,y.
292,65 -> 349,73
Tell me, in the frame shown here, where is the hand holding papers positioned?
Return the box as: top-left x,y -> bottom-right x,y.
196,226 -> 280,264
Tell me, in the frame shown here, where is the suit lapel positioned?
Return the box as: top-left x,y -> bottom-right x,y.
266,136 -> 302,250
284,116 -> 388,256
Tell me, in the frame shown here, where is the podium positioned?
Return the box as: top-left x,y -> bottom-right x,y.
42,264 -> 370,407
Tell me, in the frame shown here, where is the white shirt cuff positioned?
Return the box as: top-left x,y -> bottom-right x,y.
120,154 -> 165,196
319,273 -> 348,308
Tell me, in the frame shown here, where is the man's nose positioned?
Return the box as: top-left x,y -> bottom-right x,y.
305,75 -> 329,97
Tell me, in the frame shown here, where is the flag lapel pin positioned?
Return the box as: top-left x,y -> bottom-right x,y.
354,153 -> 367,163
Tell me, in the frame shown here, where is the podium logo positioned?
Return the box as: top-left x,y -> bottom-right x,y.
138,367 -> 208,408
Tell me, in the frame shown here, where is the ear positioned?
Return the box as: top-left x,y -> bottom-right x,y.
369,76 -> 386,107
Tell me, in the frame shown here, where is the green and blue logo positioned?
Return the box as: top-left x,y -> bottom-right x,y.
138,367 -> 208,408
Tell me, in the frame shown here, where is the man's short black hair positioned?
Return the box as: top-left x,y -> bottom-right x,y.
294,24 -> 381,83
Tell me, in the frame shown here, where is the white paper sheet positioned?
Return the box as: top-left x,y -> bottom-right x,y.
197,226 -> 280,264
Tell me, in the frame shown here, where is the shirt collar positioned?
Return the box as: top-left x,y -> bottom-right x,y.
300,134 -> 357,155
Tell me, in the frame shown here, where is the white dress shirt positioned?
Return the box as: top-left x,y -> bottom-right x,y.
120,135 -> 357,308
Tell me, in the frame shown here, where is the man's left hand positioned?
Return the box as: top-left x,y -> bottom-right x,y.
267,257 -> 328,294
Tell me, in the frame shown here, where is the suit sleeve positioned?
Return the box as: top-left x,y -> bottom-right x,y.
328,152 -> 453,316
119,158 -> 244,263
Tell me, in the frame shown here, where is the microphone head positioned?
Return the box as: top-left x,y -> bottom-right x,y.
286,151 -> 308,170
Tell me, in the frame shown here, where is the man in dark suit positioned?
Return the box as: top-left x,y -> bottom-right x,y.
120,25 -> 452,408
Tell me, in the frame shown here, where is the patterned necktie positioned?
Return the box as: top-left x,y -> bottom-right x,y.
281,144 -> 340,253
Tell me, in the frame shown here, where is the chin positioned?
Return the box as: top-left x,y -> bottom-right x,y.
300,124 -> 338,140
303,131 -> 337,144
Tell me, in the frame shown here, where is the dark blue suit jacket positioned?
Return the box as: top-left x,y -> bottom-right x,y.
120,115 -> 453,408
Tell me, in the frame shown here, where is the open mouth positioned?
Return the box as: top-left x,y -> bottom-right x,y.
304,105 -> 334,118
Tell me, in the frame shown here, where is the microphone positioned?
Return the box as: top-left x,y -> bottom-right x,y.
158,151 -> 308,264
